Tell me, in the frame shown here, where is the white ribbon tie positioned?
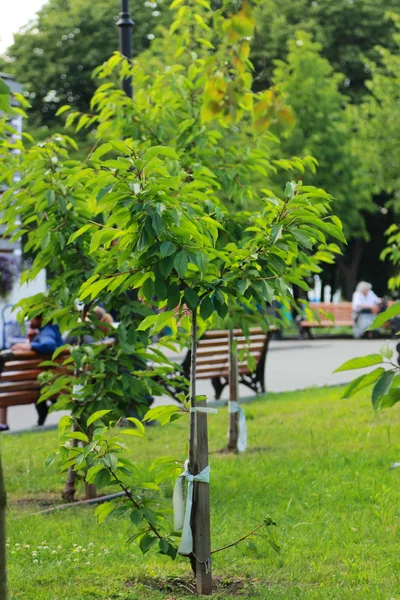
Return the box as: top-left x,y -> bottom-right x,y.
173,459 -> 210,556
229,401 -> 247,453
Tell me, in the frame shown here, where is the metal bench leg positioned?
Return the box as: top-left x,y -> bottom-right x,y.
211,377 -> 227,400
36,400 -> 49,426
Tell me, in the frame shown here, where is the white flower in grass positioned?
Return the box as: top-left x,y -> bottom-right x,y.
33,559 -> 39,564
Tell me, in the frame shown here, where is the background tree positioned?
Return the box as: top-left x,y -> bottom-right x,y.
251,0 -> 400,101
0,0 -> 170,126
271,32 -> 381,298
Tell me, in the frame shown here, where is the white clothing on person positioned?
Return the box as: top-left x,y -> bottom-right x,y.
352,289 -> 380,312
352,289 -> 380,339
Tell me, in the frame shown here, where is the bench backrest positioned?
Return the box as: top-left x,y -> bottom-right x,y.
182,327 -> 270,380
307,302 -> 353,321
0,350 -> 71,407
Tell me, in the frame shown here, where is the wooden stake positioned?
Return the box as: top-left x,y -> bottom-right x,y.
0,453 -> 7,600
227,329 -> 239,453
189,308 -> 212,595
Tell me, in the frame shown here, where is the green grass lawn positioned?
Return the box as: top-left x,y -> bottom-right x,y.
4,386 -> 400,599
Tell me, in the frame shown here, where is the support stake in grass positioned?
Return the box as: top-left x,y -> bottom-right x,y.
0,453 -> 7,600
189,308 -> 212,595
228,329 -> 239,453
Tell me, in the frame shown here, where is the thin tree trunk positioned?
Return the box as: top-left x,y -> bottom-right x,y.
339,239 -> 364,301
85,483 -> 97,500
84,426 -> 97,500
227,329 -> 238,453
0,454 -> 7,600
62,421 -> 78,502
189,308 -> 212,595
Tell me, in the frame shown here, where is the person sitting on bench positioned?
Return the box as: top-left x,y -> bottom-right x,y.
352,281 -> 381,339
0,315 -> 63,431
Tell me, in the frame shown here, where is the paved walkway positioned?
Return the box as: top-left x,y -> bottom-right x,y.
5,338 -> 393,432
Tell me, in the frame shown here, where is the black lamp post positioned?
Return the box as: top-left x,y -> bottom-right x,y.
117,0 -> 134,99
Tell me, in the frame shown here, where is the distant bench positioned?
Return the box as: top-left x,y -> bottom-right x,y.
298,302 -> 353,338
298,301 -> 394,338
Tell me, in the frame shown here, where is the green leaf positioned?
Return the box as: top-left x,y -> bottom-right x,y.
142,277 -> 155,301
377,387 -> 400,411
270,225 -> 283,245
86,464 -> 105,483
143,405 -> 182,426
119,428 -> 145,438
87,410 -> 112,427
159,255 -> 175,278
125,417 -> 145,436
104,453 -> 118,471
144,146 -> 179,161
341,368 -> 385,399
200,296 -> 214,320
370,302 -> 400,330
291,229 -> 313,250
139,533 -> 157,554
55,104 -> 71,116
64,431 -> 89,443
167,284 -> 181,310
94,499 -> 115,523
334,354 -> 383,373
184,288 -> 199,310
67,224 -> 93,244
174,251 -> 189,277
160,241 -> 177,258
195,252 -> 209,275
130,509 -> 143,526
159,538 -> 169,554
372,371 -> 396,410
0,78 -> 10,95
152,213 -> 165,237
91,142 -> 113,161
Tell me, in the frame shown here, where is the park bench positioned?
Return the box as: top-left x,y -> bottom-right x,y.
298,302 -> 353,338
298,301 -> 395,338
176,327 -> 272,400
0,349 -> 72,425
0,326 -> 272,423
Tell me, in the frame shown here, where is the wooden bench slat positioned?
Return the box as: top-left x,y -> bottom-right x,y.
0,390 -> 40,406
3,359 -> 53,371
0,381 -> 41,393
0,369 -> 43,382
197,343 -> 265,358
198,336 -> 267,348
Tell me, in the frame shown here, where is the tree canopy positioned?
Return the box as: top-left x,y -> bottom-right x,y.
252,0 -> 400,101
0,0 -> 169,125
